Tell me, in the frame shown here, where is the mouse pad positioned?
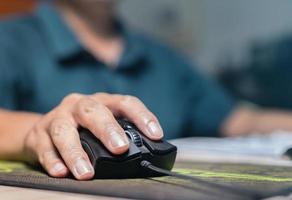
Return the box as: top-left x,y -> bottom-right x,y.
0,161 -> 292,200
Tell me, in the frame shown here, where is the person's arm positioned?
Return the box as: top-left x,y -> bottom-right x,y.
0,40 -> 158,181
221,106 -> 292,136
0,110 -> 41,161
0,93 -> 163,180
174,52 -> 292,137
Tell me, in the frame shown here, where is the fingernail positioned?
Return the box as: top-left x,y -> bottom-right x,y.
74,158 -> 94,177
147,121 -> 163,137
109,131 -> 129,148
51,162 -> 66,174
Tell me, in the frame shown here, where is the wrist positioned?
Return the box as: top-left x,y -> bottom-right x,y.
0,110 -> 42,162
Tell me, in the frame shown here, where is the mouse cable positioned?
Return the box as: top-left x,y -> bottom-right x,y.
140,160 -> 261,200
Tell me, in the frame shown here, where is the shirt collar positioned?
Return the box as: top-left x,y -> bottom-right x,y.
117,24 -> 147,70
35,3 -> 146,69
35,2 -> 82,59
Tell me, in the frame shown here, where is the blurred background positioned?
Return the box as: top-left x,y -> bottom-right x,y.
2,0 -> 292,110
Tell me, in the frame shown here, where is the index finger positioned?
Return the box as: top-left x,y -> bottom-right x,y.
92,94 -> 164,140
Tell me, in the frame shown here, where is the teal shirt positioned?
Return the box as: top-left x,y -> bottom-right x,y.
0,3 -> 236,139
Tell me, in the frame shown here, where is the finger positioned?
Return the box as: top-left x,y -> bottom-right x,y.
49,115 -> 94,180
73,97 -> 129,155
34,129 -> 69,178
96,94 -> 164,140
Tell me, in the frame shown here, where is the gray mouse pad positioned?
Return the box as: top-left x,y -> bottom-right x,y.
0,161 -> 292,200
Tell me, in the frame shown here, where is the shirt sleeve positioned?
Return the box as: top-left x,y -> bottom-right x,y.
179,59 -> 237,137
0,45 -> 18,110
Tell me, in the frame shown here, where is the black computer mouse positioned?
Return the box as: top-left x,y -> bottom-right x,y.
283,147 -> 292,159
78,119 -> 177,179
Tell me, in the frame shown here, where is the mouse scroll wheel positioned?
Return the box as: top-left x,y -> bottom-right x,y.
125,129 -> 143,147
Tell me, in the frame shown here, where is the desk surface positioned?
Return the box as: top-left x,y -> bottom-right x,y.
0,185 -> 123,200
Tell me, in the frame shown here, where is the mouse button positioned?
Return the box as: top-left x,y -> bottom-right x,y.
79,128 -> 92,141
125,129 -> 143,147
126,142 -> 142,159
79,128 -> 98,153
80,136 -> 109,161
100,142 -> 142,162
139,145 -> 151,154
283,148 -> 292,159
78,128 -> 141,162
80,140 -> 96,163
79,128 -> 115,160
141,135 -> 177,155
117,119 -> 134,130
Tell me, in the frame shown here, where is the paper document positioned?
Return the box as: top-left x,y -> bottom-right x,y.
170,130 -> 292,166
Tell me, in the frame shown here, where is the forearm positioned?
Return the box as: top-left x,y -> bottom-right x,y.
222,106 -> 292,137
0,109 -> 42,160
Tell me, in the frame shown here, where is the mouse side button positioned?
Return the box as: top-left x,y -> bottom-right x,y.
141,135 -> 177,155
79,128 -> 142,163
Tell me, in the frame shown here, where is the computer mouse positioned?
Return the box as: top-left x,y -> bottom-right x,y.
79,119 -> 177,179
283,147 -> 292,159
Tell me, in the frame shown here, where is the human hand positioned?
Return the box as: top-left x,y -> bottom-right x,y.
24,93 -> 163,180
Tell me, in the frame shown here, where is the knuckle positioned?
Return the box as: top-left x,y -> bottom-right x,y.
79,98 -> 105,114
66,146 -> 84,160
104,122 -> 121,134
50,120 -> 74,138
39,149 -> 56,166
120,95 -> 140,106
62,93 -> 82,104
41,150 -> 56,161
93,92 -> 108,98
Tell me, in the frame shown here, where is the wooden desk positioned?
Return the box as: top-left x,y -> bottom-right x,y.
0,185 -> 125,200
